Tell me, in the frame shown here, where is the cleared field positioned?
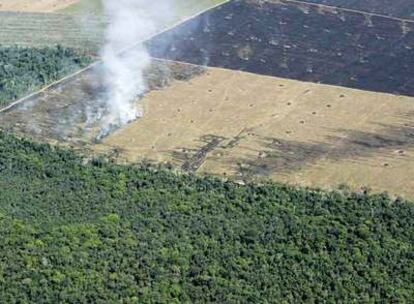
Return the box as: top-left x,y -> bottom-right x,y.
149,0 -> 414,96
62,0 -> 225,17
0,11 -> 106,50
95,67 -> 414,198
0,0 -> 77,12
59,0 -> 100,14
297,0 -> 414,20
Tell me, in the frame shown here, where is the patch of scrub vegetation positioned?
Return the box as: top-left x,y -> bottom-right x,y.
0,131 -> 413,302
0,45 -> 92,108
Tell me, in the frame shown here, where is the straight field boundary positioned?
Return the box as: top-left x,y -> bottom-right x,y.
283,0 -> 414,24
0,0 -> 229,114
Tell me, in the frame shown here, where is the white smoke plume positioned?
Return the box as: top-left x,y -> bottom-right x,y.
99,0 -> 172,135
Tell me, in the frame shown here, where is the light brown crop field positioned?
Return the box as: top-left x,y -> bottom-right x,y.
95,66 -> 414,198
0,59 -> 206,144
0,0 -> 226,50
0,0 -> 77,12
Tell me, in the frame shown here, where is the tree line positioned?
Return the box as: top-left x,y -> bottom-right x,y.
0,45 -> 92,108
0,131 -> 412,303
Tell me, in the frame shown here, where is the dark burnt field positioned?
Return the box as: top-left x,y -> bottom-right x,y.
300,0 -> 414,20
147,0 -> 414,96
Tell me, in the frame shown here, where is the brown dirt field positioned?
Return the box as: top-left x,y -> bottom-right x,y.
95,67 -> 414,198
0,0 -> 78,12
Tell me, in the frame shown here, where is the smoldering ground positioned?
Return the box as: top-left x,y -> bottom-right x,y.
97,0 -> 175,138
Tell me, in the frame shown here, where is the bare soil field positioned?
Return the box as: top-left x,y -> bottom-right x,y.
0,0 -> 78,12
95,67 -> 414,198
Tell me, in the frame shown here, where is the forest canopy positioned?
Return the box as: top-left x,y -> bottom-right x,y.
0,131 -> 413,303
0,44 -> 412,303
0,45 -> 92,108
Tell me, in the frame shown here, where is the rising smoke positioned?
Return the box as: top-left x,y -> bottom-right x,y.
99,0 -> 172,137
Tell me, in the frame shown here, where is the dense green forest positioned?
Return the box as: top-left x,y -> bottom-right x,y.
0,45 -> 92,108
0,131 -> 413,303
